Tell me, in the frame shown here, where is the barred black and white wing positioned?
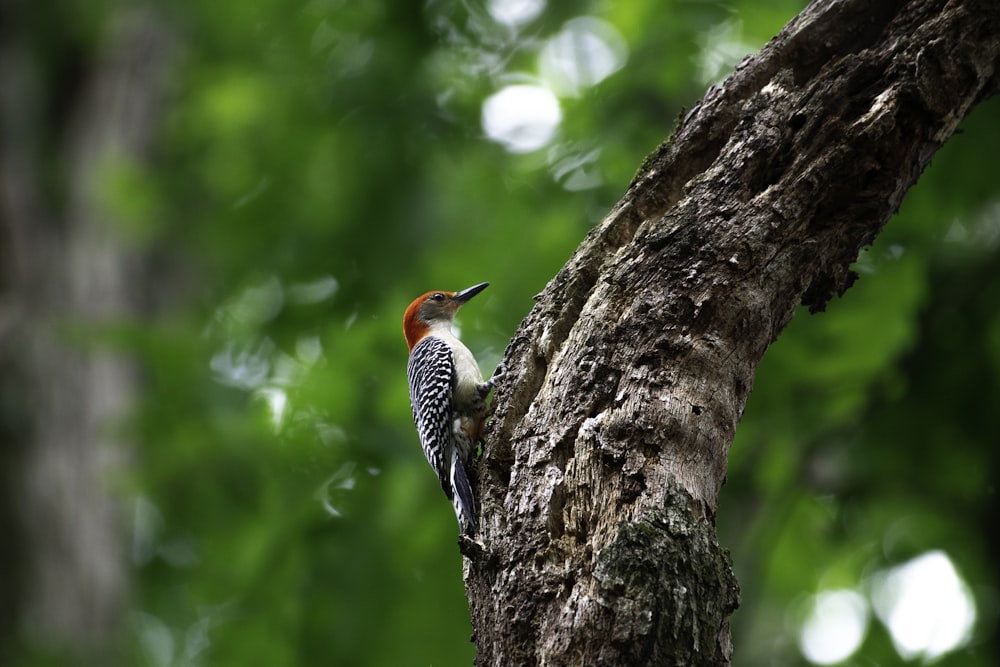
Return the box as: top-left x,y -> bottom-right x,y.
406,336 -> 476,533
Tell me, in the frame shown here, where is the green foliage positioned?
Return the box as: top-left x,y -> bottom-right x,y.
12,0 -> 999,664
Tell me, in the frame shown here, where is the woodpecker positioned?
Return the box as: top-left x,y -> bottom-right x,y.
403,281 -> 493,535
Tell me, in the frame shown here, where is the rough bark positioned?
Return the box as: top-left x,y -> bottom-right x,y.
466,0 -> 1000,664
0,9 -> 172,660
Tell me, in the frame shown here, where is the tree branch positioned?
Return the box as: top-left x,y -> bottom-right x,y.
467,0 -> 1000,664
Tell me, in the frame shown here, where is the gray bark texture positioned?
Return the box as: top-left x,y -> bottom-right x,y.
466,0 -> 1000,664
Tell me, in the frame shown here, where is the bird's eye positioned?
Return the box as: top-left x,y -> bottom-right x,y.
429,292 -> 446,301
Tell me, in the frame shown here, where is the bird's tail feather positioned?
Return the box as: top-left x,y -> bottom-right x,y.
451,455 -> 476,535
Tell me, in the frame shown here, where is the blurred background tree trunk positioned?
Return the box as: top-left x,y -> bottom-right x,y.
0,8 -> 171,661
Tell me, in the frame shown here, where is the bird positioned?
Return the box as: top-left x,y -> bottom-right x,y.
403,282 -> 494,534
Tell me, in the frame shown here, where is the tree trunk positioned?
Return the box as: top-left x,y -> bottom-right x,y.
0,9 -> 172,660
466,0 -> 1000,664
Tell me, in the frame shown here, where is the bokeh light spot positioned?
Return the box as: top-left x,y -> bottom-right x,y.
487,0 -> 545,27
482,84 -> 561,153
799,589 -> 869,665
871,551 -> 976,662
539,17 -> 628,97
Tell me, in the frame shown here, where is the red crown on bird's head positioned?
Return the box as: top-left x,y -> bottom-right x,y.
402,282 -> 489,351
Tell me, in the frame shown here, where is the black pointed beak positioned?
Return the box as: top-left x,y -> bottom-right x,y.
452,282 -> 489,304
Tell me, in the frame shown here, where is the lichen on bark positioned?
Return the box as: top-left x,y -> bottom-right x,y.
592,483 -> 740,666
